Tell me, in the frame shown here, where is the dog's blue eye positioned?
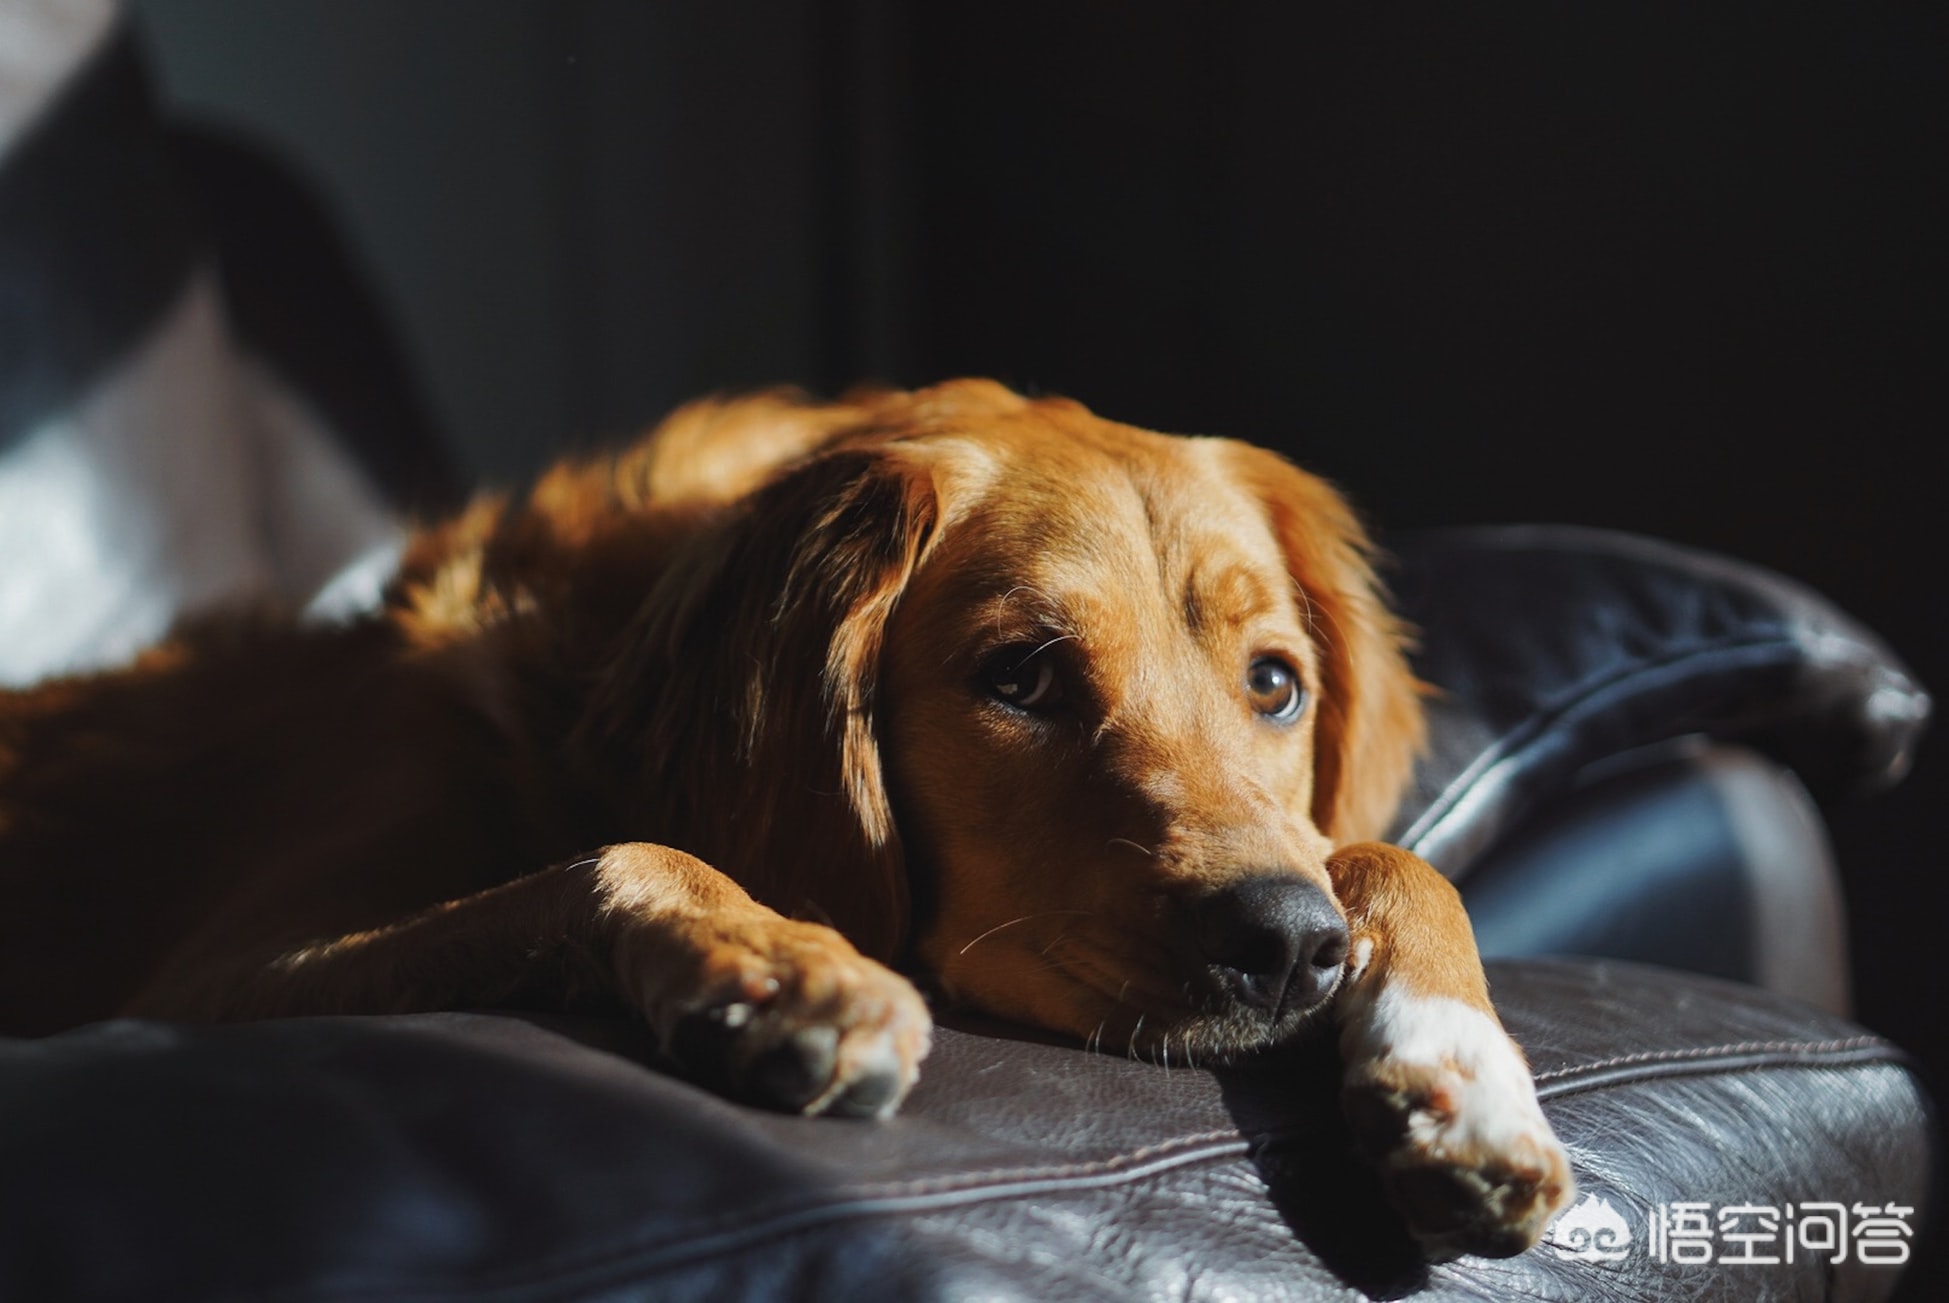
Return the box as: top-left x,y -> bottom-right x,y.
1246,656 -> 1305,723
985,651 -> 1064,711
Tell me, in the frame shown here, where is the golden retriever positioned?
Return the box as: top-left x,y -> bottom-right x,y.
0,379 -> 1571,1258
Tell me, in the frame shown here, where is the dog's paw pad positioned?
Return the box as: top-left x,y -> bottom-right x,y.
1344,995 -> 1574,1259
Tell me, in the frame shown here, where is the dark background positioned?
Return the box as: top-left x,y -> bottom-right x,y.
133,0 -> 1946,1287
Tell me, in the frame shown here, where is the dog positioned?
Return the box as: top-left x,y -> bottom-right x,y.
0,379 -> 1571,1258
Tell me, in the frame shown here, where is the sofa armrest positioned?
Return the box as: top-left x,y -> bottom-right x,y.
1385,525 -> 1931,877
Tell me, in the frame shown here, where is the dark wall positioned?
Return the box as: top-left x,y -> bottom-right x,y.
135,0 -> 840,484
902,7 -> 1942,557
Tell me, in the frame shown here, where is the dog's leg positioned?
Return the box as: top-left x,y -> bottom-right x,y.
124,843 -> 932,1119
1326,842 -> 1574,1259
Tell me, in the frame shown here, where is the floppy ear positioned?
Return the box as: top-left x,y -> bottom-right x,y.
577,444 -> 936,963
1217,442 -> 1425,842
620,388 -> 874,513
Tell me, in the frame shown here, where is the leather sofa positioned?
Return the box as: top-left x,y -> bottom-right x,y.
0,522 -> 1933,1302
0,10 -> 1935,1299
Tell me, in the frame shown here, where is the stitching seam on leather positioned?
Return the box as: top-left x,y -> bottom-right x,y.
586,1129 -> 1252,1256
300,1040 -> 1909,1300
313,1131 -> 1258,1300
1533,1034 -> 1884,1082
733,1126 -> 1247,1208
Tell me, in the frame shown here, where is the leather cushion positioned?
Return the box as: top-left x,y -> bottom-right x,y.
0,960 -> 1925,1301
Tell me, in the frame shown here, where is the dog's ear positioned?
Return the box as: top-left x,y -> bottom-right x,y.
619,389 -> 869,513
580,444 -> 937,963
1217,442 -> 1425,842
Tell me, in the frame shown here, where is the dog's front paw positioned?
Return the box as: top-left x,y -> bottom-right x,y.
1342,991 -> 1574,1260
623,912 -> 932,1119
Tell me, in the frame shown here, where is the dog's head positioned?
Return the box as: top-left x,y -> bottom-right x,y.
608,380 -> 1423,1059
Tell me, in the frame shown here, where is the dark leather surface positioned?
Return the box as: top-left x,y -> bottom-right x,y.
1463,744 -> 1854,1015
0,960 -> 1926,1301
1384,525 -> 1932,876
1466,748 -> 1766,983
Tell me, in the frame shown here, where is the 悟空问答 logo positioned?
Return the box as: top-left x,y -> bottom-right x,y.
1545,1193 -> 1635,1263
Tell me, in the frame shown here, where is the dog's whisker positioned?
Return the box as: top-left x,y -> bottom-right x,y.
1028,632 -> 1078,660
1105,837 -> 1153,858
1126,1013 -> 1146,1062
1037,926 -> 1077,957
1012,957 -> 1090,981
976,941 -> 1096,987
995,584 -> 1056,636
1289,573 -> 1351,655
957,910 -> 1091,956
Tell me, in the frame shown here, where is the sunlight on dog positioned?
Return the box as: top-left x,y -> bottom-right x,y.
0,379 -> 1570,1256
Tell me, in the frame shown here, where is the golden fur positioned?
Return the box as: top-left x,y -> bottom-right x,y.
0,380 -> 1571,1252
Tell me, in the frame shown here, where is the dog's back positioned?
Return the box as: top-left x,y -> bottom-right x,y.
0,618 -> 514,1034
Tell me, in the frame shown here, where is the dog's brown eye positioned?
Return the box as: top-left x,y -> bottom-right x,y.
984,650 -> 1064,711
1246,656 -> 1305,723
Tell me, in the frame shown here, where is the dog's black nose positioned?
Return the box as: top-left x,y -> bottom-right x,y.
1194,876 -> 1349,1015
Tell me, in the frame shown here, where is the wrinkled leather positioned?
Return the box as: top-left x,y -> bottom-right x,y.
1385,525 -> 1932,875
0,961 -> 1927,1301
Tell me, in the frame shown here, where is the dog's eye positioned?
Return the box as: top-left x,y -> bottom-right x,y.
1246,656 -> 1306,723
984,650 -> 1065,711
